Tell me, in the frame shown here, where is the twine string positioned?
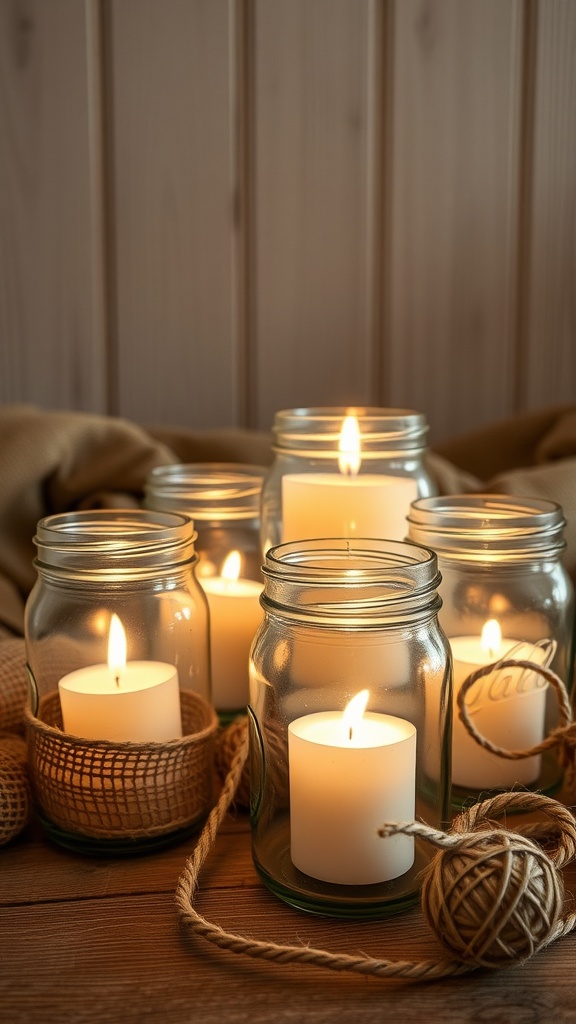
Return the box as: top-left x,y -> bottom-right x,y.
176,719 -> 576,981
453,790 -> 576,867
379,790 -> 576,868
457,659 -> 576,768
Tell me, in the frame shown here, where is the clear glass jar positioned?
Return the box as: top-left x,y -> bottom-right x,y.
144,463 -> 265,582
25,509 -> 211,711
249,537 -> 451,919
406,495 -> 575,803
24,509 -> 213,854
145,464 -> 265,716
260,407 -> 436,556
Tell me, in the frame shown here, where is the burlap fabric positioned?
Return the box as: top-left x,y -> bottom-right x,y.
26,690 -> 218,842
0,734 -> 31,845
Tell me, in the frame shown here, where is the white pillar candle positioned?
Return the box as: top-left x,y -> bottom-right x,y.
201,551 -> 262,711
281,414 -> 417,542
282,474 -> 418,543
451,619 -> 550,789
58,615 -> 182,743
288,690 -> 416,885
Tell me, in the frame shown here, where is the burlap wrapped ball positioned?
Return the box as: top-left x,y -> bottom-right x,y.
0,731 -> 28,763
421,828 -> 564,969
0,637 -> 29,733
0,740 -> 32,846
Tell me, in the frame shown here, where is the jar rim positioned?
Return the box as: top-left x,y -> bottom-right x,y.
265,536 -> 437,578
35,508 -> 195,544
261,538 -> 441,623
407,494 -> 566,558
271,407 -> 428,456
34,509 -> 197,579
145,463 -> 265,521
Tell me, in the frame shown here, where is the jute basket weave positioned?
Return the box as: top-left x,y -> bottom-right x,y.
25,690 -> 218,842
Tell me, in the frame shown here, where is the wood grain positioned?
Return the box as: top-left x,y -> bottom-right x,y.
0,817 -> 251,906
520,0 -> 576,410
108,0 -> 241,429
0,0 -> 574,441
384,0 -> 523,444
0,0 -> 107,412
251,0 -> 377,429
2,810 -> 576,1024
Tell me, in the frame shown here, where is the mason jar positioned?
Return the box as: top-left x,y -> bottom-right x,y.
26,509 -> 210,710
144,462 -> 265,583
24,510 -> 214,853
145,464 -> 265,715
248,537 -> 451,919
406,495 -> 574,803
260,407 -> 436,556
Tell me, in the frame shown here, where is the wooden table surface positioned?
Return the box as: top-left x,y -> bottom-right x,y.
2,800 -> 576,1024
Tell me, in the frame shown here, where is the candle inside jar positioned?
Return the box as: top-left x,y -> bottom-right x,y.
201,551 -> 262,712
288,689 -> 416,885
58,614 -> 182,743
451,619 -> 550,789
282,415 -> 418,543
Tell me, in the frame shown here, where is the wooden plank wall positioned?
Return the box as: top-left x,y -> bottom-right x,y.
1,0 -> 574,444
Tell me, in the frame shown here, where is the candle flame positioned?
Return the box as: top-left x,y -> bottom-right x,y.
222,550 -> 242,582
481,618 -> 502,660
108,614 -> 127,685
342,688 -> 369,743
338,415 -> 361,476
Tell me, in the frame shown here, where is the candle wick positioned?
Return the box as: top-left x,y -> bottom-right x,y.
115,674 -> 120,688
349,726 -> 353,742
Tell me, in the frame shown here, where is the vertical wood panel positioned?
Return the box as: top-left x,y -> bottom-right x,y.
0,0 -> 107,411
252,0 -> 377,430
521,0 -> 576,409
109,0 -> 240,429
1,0 -> 574,442
384,0 -> 523,444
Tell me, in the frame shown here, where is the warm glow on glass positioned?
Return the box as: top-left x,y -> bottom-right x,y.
108,614 -> 127,682
481,618 -> 502,659
338,415 -> 361,476
342,688 -> 370,742
222,550 -> 242,582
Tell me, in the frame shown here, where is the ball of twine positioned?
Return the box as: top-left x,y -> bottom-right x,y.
382,791 -> 576,970
422,828 -> 562,968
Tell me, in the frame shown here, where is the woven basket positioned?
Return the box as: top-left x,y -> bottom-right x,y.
25,690 -> 218,842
